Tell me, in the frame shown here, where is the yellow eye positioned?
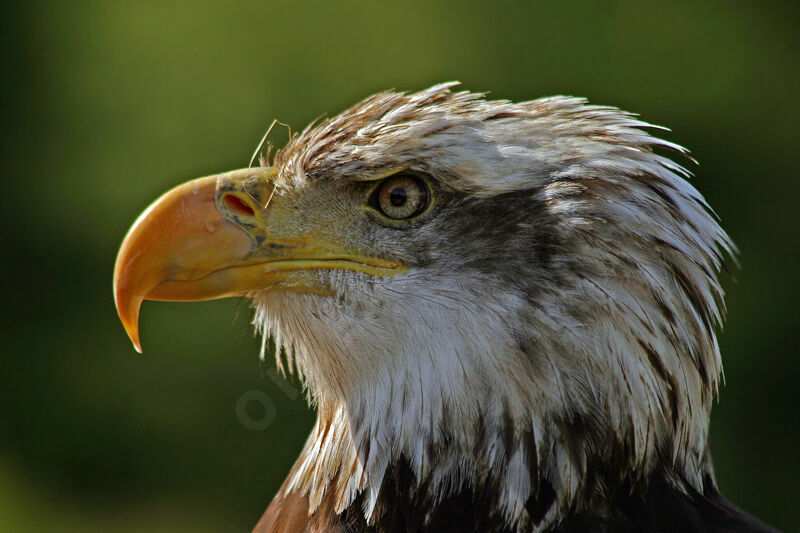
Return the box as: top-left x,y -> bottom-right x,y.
371,174 -> 429,220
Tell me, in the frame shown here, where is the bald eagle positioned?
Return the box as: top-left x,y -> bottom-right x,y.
114,84 -> 778,532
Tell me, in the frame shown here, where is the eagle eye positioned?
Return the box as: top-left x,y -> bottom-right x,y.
370,174 -> 429,220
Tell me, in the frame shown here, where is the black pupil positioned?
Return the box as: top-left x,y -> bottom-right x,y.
389,186 -> 407,207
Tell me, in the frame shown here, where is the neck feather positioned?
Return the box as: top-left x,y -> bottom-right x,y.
253,264 -> 716,530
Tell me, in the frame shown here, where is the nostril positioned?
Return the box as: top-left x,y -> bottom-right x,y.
223,194 -> 255,217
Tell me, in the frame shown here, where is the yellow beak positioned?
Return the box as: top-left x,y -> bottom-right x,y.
113,168 -> 404,353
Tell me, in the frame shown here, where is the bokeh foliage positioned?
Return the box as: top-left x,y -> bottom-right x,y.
1,1 -> 797,531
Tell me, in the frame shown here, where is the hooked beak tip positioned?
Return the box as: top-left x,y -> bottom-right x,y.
115,284 -> 144,353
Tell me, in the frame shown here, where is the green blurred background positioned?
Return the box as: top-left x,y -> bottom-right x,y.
2,1 -> 798,531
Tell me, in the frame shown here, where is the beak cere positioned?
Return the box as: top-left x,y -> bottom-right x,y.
113,167 -> 406,353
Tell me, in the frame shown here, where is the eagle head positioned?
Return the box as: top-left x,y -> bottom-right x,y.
114,83 -> 746,531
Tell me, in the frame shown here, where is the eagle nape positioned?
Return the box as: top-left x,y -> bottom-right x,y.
113,83 -> 779,532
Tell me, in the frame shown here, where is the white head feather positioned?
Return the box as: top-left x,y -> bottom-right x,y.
252,83 -> 733,530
